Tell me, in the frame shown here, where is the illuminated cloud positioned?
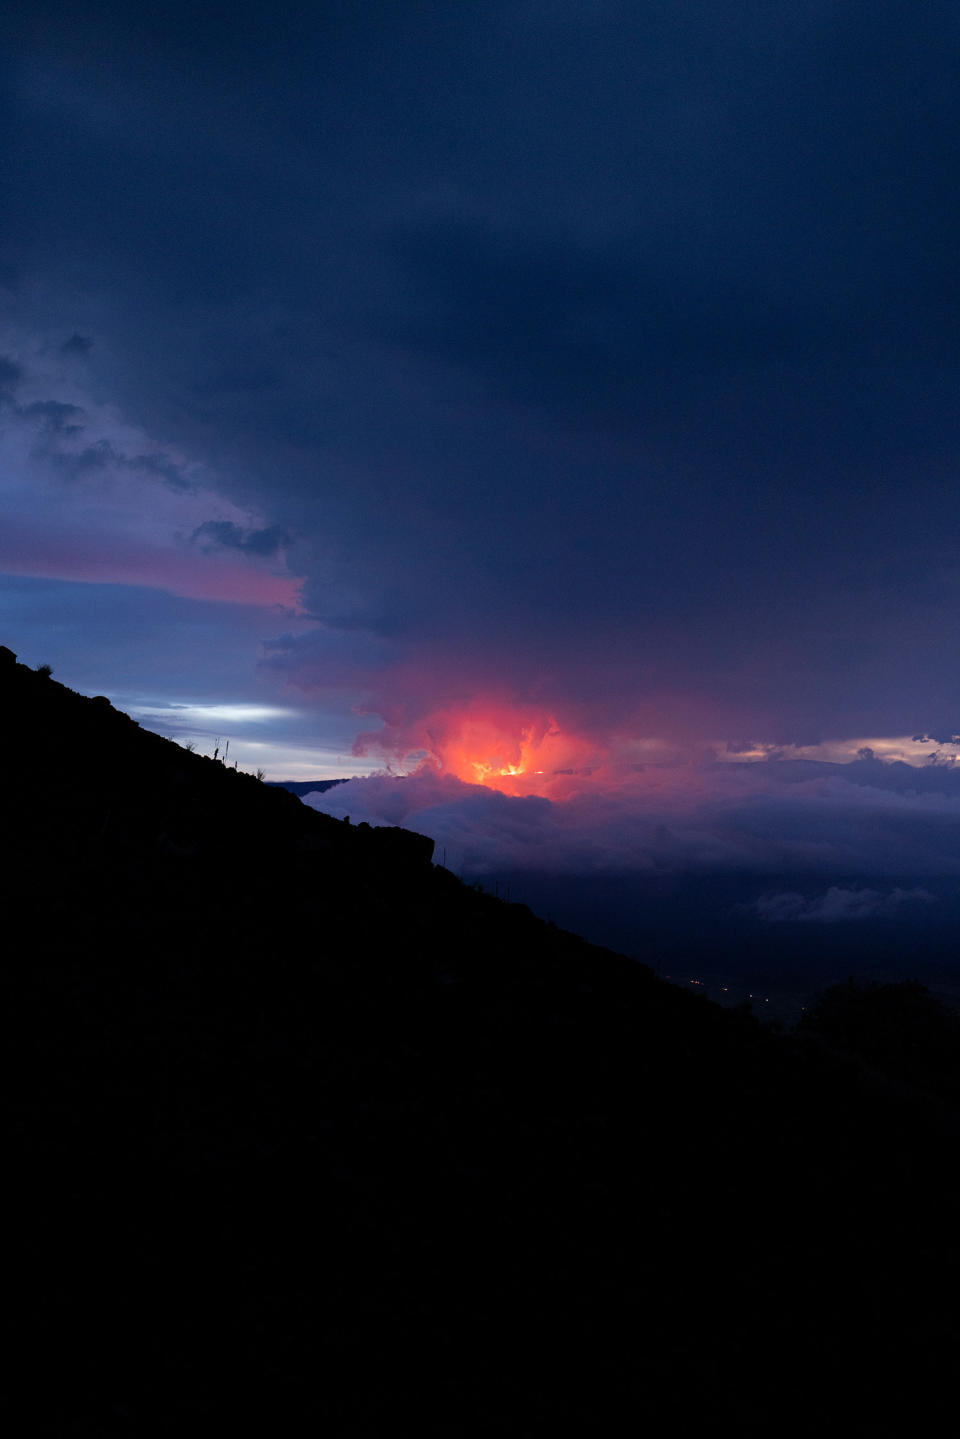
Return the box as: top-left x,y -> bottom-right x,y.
304,755 -> 960,879
352,699 -> 600,795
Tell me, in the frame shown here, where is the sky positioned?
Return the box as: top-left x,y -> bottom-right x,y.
4,2 -> 960,936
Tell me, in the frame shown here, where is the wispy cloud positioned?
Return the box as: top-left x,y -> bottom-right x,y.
0,335 -> 304,609
748,887 -> 937,924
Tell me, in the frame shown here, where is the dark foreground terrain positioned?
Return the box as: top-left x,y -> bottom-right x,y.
3,645 -> 958,1433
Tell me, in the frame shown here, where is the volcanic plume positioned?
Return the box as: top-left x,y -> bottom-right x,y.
353,700 -> 601,796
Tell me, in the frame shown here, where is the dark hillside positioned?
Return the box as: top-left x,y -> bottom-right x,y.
2,646 -> 957,1432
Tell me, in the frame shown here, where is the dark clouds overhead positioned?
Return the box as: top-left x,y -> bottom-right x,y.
3,0 -> 960,752
192,520 -> 291,557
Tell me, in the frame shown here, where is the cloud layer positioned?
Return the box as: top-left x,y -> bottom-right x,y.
304,754 -> 960,881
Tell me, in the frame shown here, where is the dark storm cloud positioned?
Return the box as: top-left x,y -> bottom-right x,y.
49,438 -> 193,491
125,451 -> 194,491
61,333 -> 93,356
192,520 -> 290,557
0,357 -> 24,402
4,1 -> 960,750
17,399 -> 84,432
51,441 -> 111,476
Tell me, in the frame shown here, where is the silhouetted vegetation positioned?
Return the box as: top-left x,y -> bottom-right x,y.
799,978 -> 960,1101
3,644 -> 958,1432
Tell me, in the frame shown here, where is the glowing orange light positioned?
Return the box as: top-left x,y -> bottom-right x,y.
469,759 -> 526,782
409,704 -> 597,796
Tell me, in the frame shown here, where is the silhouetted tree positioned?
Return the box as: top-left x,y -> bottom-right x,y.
799,979 -> 960,1099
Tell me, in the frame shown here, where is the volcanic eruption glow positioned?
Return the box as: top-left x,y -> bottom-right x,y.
427,711 -> 574,793
353,702 -> 599,796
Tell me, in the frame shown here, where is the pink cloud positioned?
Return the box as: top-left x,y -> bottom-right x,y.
0,517 -> 302,607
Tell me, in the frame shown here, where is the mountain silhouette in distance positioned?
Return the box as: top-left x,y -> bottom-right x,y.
266,778 -> 348,797
3,644 -> 957,1432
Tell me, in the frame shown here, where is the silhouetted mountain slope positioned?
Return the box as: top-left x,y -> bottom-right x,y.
3,645 -> 958,1432
266,778 -> 348,796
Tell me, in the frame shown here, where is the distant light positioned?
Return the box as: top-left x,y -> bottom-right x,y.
177,703 -> 293,724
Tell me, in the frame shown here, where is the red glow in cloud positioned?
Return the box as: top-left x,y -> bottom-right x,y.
353,700 -> 600,796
